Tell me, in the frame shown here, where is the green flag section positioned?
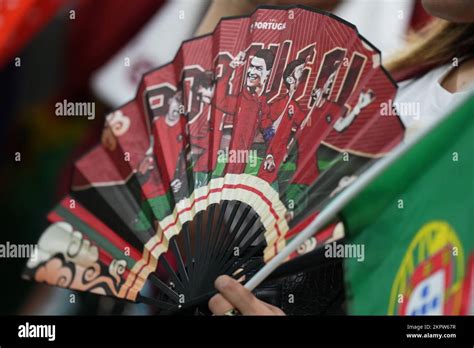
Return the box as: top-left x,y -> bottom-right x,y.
342,96 -> 474,315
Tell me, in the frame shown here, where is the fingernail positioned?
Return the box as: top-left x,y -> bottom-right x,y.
215,275 -> 230,290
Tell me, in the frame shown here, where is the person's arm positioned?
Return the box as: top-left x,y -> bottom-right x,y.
208,275 -> 285,315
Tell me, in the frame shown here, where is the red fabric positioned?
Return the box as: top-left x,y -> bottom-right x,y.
258,94 -> 306,183
153,116 -> 188,180
63,0 -> 165,96
0,0 -> 65,68
222,88 -> 272,174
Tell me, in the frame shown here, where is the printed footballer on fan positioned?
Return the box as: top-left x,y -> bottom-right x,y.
135,45 -> 376,211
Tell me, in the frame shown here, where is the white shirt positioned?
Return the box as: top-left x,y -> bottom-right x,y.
395,62 -> 474,140
336,0 -> 414,57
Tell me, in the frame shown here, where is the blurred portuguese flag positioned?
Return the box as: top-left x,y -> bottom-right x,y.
342,95 -> 474,315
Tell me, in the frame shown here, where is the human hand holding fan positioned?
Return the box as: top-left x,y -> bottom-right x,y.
23,5 -> 404,314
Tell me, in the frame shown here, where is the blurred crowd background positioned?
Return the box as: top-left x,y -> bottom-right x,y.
0,0 -> 432,315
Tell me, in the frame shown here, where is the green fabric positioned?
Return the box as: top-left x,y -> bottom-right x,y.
318,157 -> 341,171
134,191 -> 173,231
342,96 -> 474,315
212,158 -> 227,178
244,156 -> 263,175
282,183 -> 308,216
193,171 -> 210,188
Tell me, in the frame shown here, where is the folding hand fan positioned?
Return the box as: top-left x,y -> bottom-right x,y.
23,5 -> 404,314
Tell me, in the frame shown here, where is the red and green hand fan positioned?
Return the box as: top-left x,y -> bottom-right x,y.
23,5 -> 404,314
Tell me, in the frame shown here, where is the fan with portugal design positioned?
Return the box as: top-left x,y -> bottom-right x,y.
23,5 -> 405,314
